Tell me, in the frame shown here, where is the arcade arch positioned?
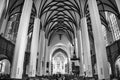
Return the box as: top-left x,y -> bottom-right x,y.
49,43 -> 72,74
52,51 -> 68,74
49,43 -> 71,62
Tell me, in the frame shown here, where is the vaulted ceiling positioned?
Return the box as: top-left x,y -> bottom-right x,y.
38,0 -> 82,45
7,0 -> 120,45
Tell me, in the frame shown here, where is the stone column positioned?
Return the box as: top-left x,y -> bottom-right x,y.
28,18 -> 40,77
42,38 -> 47,75
11,0 -> 33,79
76,29 -> 84,76
74,37 -> 78,57
0,0 -> 9,34
68,44 -> 72,74
49,60 -> 52,75
0,15 -> 9,35
69,59 -> 72,74
42,35 -> 46,75
88,0 -> 110,79
37,30 -> 45,76
115,0 -> 120,13
0,0 -> 6,19
74,37 -> 80,67
74,27 -> 79,58
81,17 -> 93,77
44,39 -> 49,75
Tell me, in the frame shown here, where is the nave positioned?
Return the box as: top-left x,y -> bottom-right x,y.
0,74 -> 95,80
0,0 -> 120,80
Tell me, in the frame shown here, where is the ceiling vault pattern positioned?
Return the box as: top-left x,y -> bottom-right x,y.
38,0 -> 82,45
6,0 -> 120,45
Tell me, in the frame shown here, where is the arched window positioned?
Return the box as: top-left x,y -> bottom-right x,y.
0,59 -> 10,74
102,24 -> 109,46
105,12 -> 120,43
5,14 -> 20,43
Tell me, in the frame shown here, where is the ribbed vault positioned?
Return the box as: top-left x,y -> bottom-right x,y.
38,0 -> 82,45
6,0 -> 120,45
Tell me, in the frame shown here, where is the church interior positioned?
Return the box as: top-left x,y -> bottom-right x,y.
0,0 -> 120,80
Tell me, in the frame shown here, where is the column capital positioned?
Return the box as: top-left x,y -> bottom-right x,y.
34,17 -> 40,24
35,16 -> 40,19
76,28 -> 81,32
76,27 -> 81,32
40,29 -> 45,32
81,16 -> 86,19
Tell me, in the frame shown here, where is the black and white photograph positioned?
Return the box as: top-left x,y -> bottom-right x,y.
0,0 -> 120,80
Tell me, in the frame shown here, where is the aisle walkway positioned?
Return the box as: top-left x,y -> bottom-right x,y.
24,75 -> 95,80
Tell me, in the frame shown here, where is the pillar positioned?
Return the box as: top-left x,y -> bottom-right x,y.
76,29 -> 84,76
74,37 -> 80,67
69,44 -> 72,74
37,30 -> 45,76
42,35 -> 46,75
42,38 -> 47,75
69,59 -> 72,74
11,0 -> 33,79
74,37 -> 78,57
0,0 -> 8,34
115,0 -> 120,13
28,17 -> 40,77
0,0 -> 6,19
88,0 -> 110,79
74,27 -> 79,58
81,17 -> 93,77
0,15 -> 9,35
49,60 -> 52,75
44,39 -> 49,75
